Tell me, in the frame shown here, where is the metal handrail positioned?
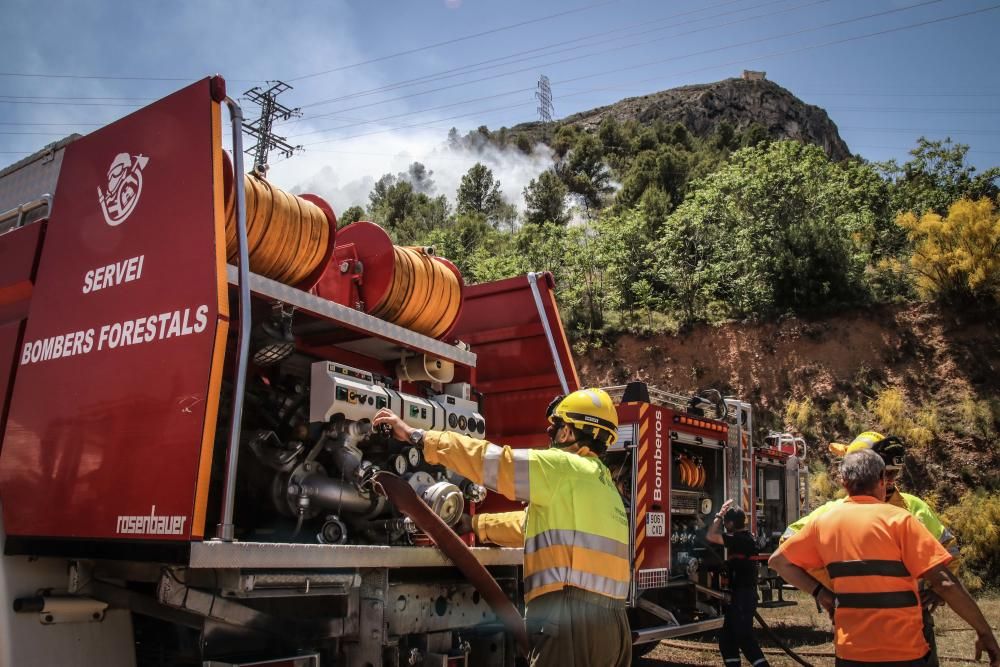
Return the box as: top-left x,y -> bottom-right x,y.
527,272 -> 569,395
603,384 -> 724,420
216,96 -> 250,543
0,194 -> 52,230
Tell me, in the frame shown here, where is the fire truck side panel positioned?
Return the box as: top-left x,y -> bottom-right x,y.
0,222 -> 46,441
451,274 -> 579,448
450,273 -> 580,514
0,79 -> 228,547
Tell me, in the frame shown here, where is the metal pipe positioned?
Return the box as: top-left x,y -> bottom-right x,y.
527,272 -> 569,395
217,96 -> 250,542
0,194 -> 51,229
632,617 -> 725,645
298,474 -> 376,515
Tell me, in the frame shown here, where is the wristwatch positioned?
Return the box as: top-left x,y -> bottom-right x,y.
409,428 -> 426,447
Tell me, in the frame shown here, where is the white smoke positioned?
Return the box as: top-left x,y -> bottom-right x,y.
269,128 -> 556,216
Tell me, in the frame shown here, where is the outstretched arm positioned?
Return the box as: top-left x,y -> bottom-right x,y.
923,564 -> 1000,667
372,408 -> 554,505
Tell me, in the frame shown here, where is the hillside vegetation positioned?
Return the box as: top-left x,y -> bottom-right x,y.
340,77 -> 1000,587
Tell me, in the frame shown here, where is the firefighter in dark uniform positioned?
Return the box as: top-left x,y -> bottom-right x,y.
707,499 -> 769,667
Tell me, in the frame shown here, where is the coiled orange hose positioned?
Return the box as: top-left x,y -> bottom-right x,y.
371,246 -> 462,339
224,173 -> 330,285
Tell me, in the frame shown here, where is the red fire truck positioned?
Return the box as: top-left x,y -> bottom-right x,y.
0,77 -> 806,667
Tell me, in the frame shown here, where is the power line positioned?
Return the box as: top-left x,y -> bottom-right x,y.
0,2 -> 612,89
797,91 -> 1000,98
827,107 -> 1000,114
0,71 -> 259,83
290,0 -> 837,128
841,126 -> 1000,135
285,0 -> 616,82
0,99 -> 143,107
290,0 -> 947,141
0,93 -> 155,102
0,121 -> 104,127
294,3 -> 1000,149
292,0 -> 763,111
852,144 -> 1000,155
550,3 -> 1000,111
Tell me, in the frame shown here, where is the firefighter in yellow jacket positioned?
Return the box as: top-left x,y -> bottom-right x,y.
374,388 -> 631,667
780,431 -> 959,667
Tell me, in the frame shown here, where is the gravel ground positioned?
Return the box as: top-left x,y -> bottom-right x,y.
635,591 -> 1000,666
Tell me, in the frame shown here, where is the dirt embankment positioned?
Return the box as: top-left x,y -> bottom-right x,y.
577,303 -> 1000,499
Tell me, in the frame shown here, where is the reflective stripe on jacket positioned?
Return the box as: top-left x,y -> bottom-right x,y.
423,430 -> 630,602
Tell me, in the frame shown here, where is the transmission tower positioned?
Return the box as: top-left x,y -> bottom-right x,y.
242,81 -> 302,176
535,75 -> 554,123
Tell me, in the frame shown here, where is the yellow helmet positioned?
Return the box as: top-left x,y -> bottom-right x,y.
548,388 -> 619,446
829,431 -> 885,457
830,431 -> 906,470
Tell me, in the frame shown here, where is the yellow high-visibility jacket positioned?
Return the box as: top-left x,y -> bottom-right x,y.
423,430 -> 630,603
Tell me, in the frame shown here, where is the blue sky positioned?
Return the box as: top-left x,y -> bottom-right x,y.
2,0 -> 998,209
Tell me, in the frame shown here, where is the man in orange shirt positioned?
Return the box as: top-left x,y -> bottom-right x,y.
770,449 -> 999,667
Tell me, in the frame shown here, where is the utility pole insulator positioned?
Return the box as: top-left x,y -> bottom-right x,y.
242,81 -> 302,176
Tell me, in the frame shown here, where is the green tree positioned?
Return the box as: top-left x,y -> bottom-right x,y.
523,170 -> 569,226
881,137 -> 1000,216
339,205 -> 365,226
422,214 -> 501,277
652,141 -> 880,321
456,163 -> 504,221
557,134 -> 614,212
616,146 -> 689,210
594,207 -> 656,319
368,173 -> 450,243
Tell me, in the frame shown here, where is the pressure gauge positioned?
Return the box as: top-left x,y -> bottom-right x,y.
393,454 -> 408,475
407,447 -> 422,468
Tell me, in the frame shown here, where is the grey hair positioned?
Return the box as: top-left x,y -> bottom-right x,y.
840,448 -> 885,496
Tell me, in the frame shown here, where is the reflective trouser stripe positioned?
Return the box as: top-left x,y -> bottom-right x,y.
524,567 -> 629,599
482,444 -> 502,491
827,559 -> 910,578
524,528 -> 630,559
835,591 -> 919,608
512,449 -> 531,502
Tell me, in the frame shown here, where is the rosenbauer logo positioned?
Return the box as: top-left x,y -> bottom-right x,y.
98,152 -> 149,226
116,505 -> 187,536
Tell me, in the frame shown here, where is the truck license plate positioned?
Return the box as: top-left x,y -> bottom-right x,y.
646,512 -> 665,537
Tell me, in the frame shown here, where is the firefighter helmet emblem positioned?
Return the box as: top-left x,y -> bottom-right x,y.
97,152 -> 149,226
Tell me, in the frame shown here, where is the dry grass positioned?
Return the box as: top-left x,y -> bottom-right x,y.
638,591 -> 1000,666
